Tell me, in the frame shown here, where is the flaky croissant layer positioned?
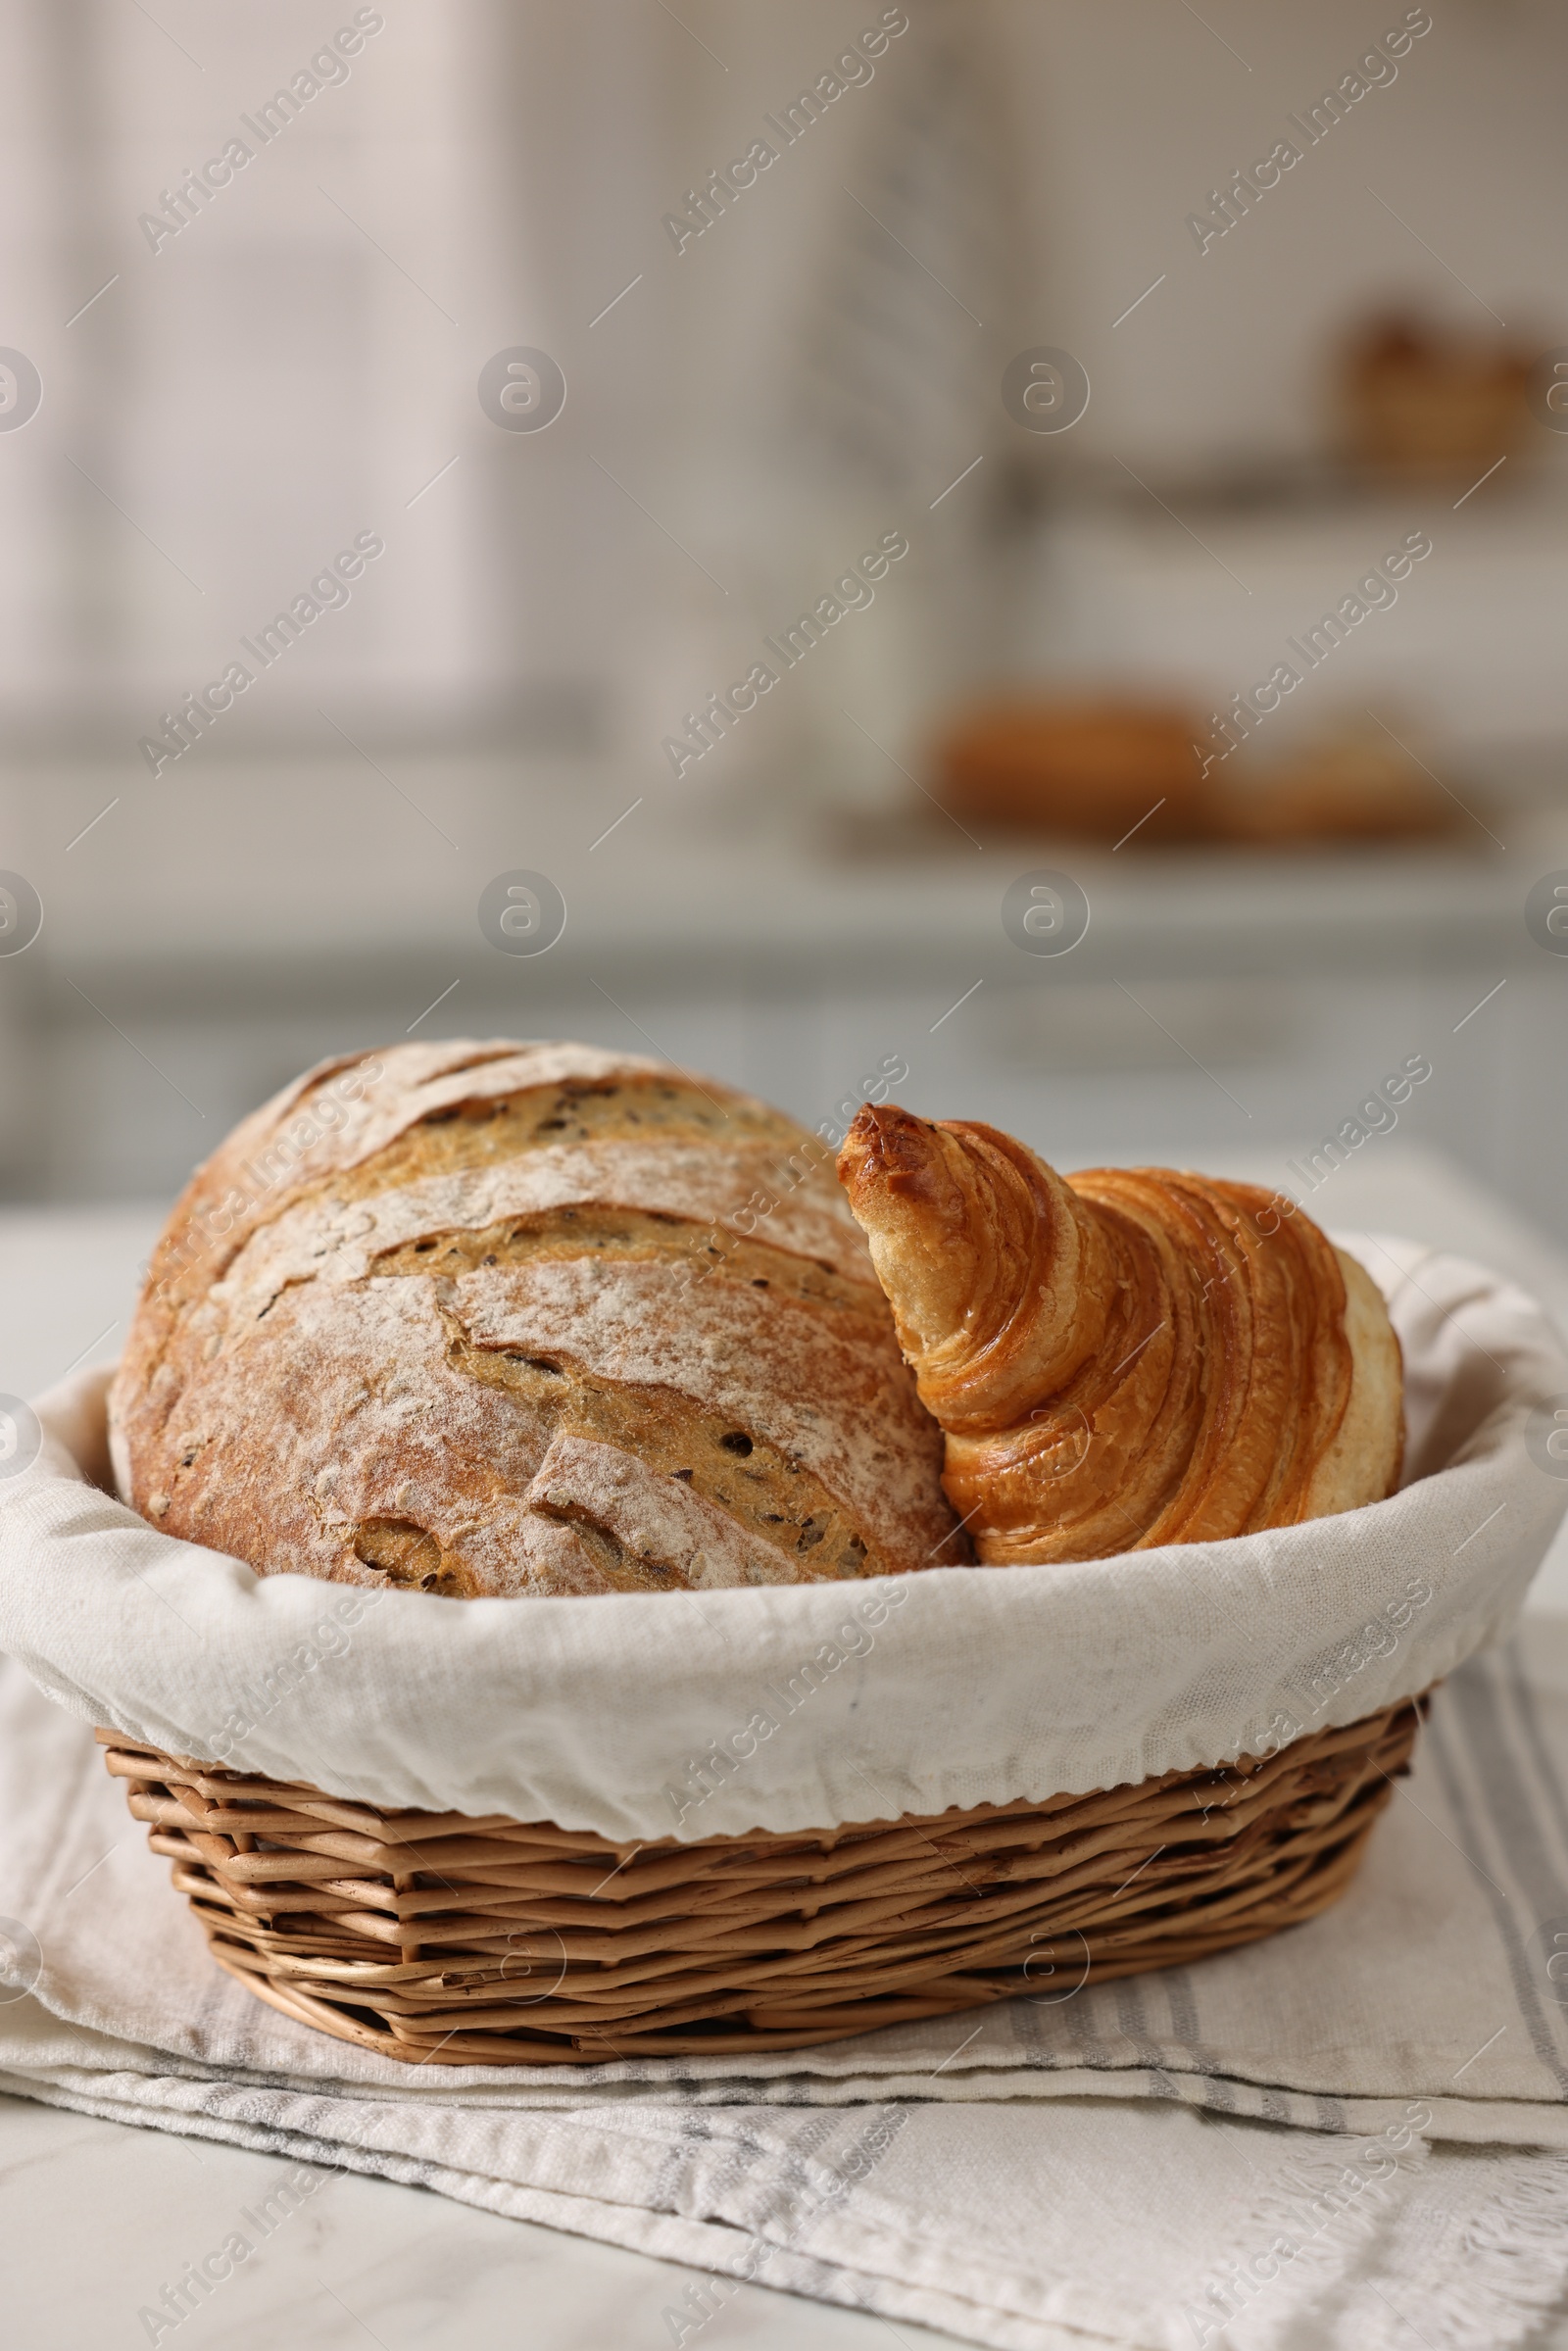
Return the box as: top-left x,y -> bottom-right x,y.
837,1104 -> 1403,1564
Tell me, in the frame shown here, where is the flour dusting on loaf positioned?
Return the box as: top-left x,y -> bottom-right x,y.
109,1041 -> 961,1594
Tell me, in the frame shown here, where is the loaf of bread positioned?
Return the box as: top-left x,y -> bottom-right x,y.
109,1042 -> 962,1595
935,699 -> 1205,841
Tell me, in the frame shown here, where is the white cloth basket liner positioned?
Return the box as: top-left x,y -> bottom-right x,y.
1,1235 -> 1564,1843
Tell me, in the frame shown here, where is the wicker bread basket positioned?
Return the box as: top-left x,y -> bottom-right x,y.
74,1049 -> 1542,2067
99,1697 -> 1423,2065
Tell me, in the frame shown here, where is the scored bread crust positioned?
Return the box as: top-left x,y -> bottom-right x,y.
109,1041 -> 962,1596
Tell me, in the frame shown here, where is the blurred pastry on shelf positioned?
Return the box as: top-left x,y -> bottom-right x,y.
1205,717 -> 1463,845
923,697 -> 1476,851
1337,312 -> 1532,484
935,698 -> 1205,842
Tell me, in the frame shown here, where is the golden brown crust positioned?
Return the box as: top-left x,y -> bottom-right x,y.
838,1104 -> 1404,1564
109,1044 -> 962,1595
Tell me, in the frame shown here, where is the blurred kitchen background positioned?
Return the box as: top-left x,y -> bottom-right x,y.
2,0 -> 1568,1308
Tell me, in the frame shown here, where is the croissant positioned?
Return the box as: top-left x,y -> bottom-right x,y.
836,1104 -> 1403,1564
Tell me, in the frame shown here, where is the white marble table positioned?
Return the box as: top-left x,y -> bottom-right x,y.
0,2092 -> 979,2351
3,1145 -> 1568,2348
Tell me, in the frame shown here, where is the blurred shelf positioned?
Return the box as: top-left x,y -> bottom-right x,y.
0,756 -> 1561,985
1015,485 -> 1568,752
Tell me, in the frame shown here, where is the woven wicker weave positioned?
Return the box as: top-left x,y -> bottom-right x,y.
99,1699 -> 1423,2064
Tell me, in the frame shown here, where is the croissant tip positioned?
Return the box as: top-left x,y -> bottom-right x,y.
837,1102 -> 940,1200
